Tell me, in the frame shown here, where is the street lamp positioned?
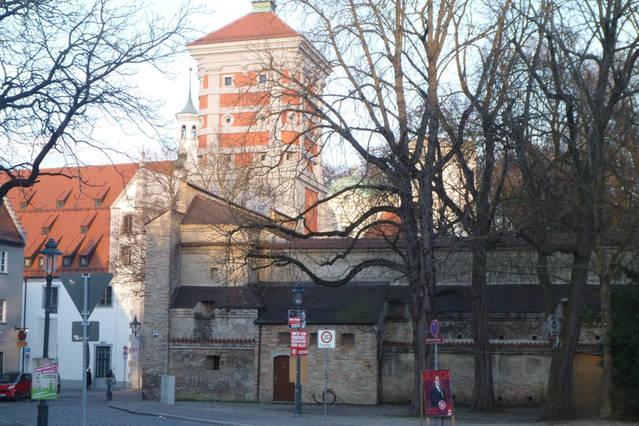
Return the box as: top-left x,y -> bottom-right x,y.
38,238 -> 60,426
290,283 -> 305,416
129,316 -> 141,337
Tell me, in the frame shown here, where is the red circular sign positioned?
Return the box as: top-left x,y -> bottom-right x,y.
438,400 -> 447,410
320,331 -> 333,344
17,330 -> 27,341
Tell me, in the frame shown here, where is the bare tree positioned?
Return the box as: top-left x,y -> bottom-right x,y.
0,0 -> 191,200
507,0 -> 639,418
216,0 -> 463,414
434,0 -> 517,410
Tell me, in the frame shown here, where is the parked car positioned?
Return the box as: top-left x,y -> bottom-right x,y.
0,372 -> 32,401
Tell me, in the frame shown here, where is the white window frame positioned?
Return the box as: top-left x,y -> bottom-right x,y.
0,250 -> 7,274
0,299 -> 6,323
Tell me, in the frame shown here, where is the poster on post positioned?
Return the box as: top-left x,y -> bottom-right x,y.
32,358 -> 58,400
423,369 -> 454,417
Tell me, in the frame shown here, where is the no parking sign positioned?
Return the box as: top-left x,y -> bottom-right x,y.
317,330 -> 336,349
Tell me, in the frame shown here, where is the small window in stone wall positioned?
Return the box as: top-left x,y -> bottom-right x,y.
340,333 -> 355,347
309,332 -> 317,346
277,332 -> 289,345
209,267 -> 219,280
205,355 -> 220,370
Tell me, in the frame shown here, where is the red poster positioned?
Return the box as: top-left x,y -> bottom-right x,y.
423,370 -> 455,417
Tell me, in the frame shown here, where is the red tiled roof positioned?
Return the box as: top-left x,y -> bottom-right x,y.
4,163 -> 149,277
0,203 -> 23,245
189,12 -> 298,46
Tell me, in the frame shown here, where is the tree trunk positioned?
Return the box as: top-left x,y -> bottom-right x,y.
470,244 -> 497,411
599,274 -> 613,418
410,286 -> 432,416
544,232 -> 592,419
537,251 -> 555,317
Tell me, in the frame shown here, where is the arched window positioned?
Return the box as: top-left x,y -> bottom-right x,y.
191,125 -> 197,138
180,125 -> 186,139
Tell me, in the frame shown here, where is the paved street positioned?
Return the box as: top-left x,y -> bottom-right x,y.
0,391 -> 635,426
0,390 -> 198,426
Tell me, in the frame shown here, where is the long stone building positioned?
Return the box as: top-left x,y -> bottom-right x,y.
136,1 -> 607,417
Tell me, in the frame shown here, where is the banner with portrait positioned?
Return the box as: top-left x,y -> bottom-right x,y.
422,369 -> 454,417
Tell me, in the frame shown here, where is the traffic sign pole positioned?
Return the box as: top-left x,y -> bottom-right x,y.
323,348 -> 328,418
81,274 -> 90,426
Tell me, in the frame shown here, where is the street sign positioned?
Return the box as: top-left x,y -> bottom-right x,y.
426,337 -> 444,344
60,273 -> 112,317
291,331 -> 308,348
317,329 -> 336,349
71,321 -> 99,342
288,309 -> 306,329
430,319 -> 440,337
290,347 -> 308,356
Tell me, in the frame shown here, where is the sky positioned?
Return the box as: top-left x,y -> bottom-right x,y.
71,0 -> 254,166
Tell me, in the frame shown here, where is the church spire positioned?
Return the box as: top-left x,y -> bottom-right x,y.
178,67 -> 197,115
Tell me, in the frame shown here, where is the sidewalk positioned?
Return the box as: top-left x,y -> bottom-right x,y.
107,396 -> 635,426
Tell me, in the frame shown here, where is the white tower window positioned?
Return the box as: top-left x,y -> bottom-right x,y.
180,125 -> 186,139
191,125 -> 197,138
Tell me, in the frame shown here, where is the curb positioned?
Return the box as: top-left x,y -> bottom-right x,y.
108,403 -> 255,426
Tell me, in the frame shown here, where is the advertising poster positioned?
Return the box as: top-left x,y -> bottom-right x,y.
32,358 -> 58,400
423,369 -> 454,417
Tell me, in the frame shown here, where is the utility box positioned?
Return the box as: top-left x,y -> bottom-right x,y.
160,375 -> 175,405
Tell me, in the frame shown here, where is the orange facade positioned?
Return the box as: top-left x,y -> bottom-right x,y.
199,95 -> 208,110
280,131 -> 301,145
304,188 -> 319,233
220,92 -> 270,108
220,112 -> 258,127
234,152 -> 253,166
219,131 -> 270,148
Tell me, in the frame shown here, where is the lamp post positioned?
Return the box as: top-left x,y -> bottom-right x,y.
38,239 -> 61,426
291,283 -> 305,416
129,315 -> 141,336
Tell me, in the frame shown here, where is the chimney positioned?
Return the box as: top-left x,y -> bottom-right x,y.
252,0 -> 276,13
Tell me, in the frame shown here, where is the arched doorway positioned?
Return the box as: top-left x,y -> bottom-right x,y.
273,355 -> 294,401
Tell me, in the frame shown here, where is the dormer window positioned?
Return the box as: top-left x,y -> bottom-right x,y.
224,76 -> 233,86
24,258 -> 32,267
93,187 -> 109,208
62,256 -> 73,267
56,188 -> 72,208
79,256 -> 89,266
259,74 -> 267,84
20,202 -> 27,209
79,212 -> 96,235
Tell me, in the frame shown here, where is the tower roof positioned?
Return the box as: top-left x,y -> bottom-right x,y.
189,11 -> 298,46
178,70 -> 197,115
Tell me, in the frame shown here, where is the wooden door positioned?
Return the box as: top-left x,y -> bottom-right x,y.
273,356 -> 294,401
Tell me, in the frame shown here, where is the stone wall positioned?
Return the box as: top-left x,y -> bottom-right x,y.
169,343 -> 256,401
140,210 -> 183,399
258,324 -> 379,405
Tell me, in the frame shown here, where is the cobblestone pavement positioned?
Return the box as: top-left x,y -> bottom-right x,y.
0,390 -> 199,426
108,399 -> 638,426
0,391 -> 636,426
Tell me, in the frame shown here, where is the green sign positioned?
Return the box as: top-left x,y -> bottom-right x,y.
32,358 -> 58,400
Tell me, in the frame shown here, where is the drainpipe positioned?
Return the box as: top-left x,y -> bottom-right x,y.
21,278 -> 27,372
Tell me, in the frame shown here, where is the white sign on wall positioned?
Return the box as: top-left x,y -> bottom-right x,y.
317,329 -> 336,349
